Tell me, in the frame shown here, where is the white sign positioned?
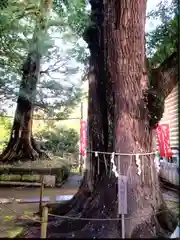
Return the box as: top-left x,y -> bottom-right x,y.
44,175 -> 56,187
118,175 -> 128,214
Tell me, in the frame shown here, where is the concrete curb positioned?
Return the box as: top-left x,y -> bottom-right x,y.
0,175 -> 71,204
0,195 -> 73,204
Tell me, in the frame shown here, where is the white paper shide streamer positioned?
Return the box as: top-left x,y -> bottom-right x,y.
111,152 -> 119,177
95,151 -> 100,175
154,151 -> 160,173
136,154 -> 141,175
92,150 -> 156,178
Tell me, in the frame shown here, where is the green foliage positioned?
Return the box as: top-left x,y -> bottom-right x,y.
0,1 -> 33,102
146,0 -> 177,67
146,0 -> 177,127
53,0 -> 90,65
53,0 -> 90,37
35,126 -> 79,154
0,116 -> 11,150
0,0 -> 8,9
0,0 -> 84,119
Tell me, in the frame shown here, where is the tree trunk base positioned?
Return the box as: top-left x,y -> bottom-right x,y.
0,137 -> 50,163
23,175 -> 177,238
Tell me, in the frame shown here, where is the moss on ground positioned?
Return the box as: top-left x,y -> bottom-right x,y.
165,200 -> 179,216
0,174 -> 40,182
8,227 -> 24,238
0,164 -> 70,185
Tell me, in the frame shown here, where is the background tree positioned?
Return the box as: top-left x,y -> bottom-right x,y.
0,0 -> 54,162
0,0 -> 83,162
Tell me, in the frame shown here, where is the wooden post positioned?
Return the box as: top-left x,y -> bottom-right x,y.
41,206 -> 48,238
39,175 -> 44,217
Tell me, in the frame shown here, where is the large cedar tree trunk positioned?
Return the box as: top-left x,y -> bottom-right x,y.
103,0 -> 176,237
25,0 -> 177,238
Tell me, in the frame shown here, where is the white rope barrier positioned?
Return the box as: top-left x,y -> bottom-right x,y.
87,150 -> 156,156
86,150 -> 157,180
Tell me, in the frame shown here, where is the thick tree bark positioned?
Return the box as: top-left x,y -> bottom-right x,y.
105,0 -> 158,236
104,0 -> 177,237
48,0 -> 109,217
24,0 -> 177,238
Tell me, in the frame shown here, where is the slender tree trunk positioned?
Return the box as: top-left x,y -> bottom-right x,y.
0,0 -> 52,163
0,52 -> 44,162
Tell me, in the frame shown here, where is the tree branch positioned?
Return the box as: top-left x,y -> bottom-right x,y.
151,51 -> 177,98
40,61 -> 68,75
147,51 -> 177,128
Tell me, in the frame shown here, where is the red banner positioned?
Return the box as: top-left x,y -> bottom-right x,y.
80,120 -> 87,158
156,124 -> 172,158
156,125 -> 165,157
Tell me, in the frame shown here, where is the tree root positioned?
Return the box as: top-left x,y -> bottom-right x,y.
131,203 -> 178,238
47,172 -> 91,216
0,137 -> 50,163
155,204 -> 177,235
48,221 -> 116,238
47,198 -> 76,216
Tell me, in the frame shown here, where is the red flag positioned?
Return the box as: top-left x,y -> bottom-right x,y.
161,124 -> 172,158
156,124 -> 172,158
156,125 -> 165,157
80,120 -> 87,158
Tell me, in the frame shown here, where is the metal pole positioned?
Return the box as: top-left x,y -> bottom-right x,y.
121,214 -> 125,239
117,156 -> 126,239
118,155 -> 121,215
